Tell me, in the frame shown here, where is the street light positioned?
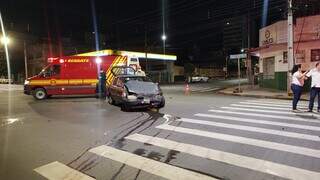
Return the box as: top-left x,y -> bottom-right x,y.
0,36 -> 10,45
161,34 -> 167,41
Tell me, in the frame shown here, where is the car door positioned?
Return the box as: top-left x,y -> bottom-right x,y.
110,77 -> 124,102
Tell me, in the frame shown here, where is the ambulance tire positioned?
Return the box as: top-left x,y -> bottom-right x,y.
33,88 -> 47,100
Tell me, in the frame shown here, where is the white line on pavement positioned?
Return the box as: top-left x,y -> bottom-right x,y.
240,102 -> 309,108
126,134 -> 320,180
156,124 -> 320,158
34,161 -> 95,180
231,104 -> 308,110
89,145 -> 217,180
246,100 -> 310,106
176,118 -> 320,141
221,107 -> 304,115
208,109 -> 320,124
195,113 -> 320,131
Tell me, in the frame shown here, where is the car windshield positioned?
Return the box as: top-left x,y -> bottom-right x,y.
121,76 -> 152,83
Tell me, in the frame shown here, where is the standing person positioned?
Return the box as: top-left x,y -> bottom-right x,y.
136,65 -> 146,76
291,64 -> 308,112
98,68 -> 107,99
306,63 -> 320,112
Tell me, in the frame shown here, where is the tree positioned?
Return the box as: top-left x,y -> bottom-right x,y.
184,63 -> 195,83
0,60 -> 7,77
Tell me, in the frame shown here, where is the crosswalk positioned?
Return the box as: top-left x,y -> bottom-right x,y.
35,99 -> 320,180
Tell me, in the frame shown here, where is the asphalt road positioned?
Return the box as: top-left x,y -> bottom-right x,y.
0,83 -> 320,180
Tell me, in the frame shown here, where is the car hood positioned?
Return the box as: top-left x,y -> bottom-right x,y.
124,81 -> 159,95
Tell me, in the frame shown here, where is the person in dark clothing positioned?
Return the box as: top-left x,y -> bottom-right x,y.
98,68 -> 107,99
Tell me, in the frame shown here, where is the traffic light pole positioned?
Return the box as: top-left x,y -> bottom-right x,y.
287,0 -> 294,95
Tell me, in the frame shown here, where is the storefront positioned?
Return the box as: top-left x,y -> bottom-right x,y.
251,15 -> 320,90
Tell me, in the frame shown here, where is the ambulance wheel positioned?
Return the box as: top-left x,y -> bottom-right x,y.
33,88 -> 47,100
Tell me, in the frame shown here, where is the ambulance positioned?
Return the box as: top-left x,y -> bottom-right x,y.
24,55 -> 139,100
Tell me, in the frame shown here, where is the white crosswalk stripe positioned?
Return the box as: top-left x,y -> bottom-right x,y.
156,124 -> 320,158
34,161 -> 95,180
246,99 -> 310,105
221,106 -> 310,115
195,113 -> 320,131
89,145 -> 217,180
231,103 -> 308,110
240,101 -> 309,108
126,134 -> 320,180
208,109 -> 320,124
176,118 -> 320,141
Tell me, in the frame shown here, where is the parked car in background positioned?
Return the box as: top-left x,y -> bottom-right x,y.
107,67 -> 165,111
0,78 -> 13,84
191,75 -> 210,83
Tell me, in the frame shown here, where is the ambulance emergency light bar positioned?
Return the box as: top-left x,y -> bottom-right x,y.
75,49 -> 177,61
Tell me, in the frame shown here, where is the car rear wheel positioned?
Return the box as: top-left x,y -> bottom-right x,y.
33,88 -> 47,100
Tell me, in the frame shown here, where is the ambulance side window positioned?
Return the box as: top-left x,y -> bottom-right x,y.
52,65 -> 61,76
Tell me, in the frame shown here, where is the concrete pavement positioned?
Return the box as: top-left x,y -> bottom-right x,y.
1,84 -> 320,180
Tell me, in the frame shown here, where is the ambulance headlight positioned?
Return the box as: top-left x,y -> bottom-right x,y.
24,80 -> 30,85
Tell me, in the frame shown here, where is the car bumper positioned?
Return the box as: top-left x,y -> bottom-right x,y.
123,96 -> 164,108
24,85 -> 32,95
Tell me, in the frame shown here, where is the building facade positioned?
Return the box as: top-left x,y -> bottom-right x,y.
252,15 -> 320,90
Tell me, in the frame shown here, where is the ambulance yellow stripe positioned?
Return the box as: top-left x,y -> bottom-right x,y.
106,56 -> 122,85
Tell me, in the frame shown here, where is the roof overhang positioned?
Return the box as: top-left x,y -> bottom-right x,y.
75,49 -> 177,61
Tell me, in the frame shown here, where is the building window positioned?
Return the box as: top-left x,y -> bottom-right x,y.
283,52 -> 288,63
295,50 -> 305,64
311,49 -> 320,62
263,57 -> 275,79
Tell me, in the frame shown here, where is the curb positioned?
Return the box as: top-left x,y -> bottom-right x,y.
218,91 -> 309,101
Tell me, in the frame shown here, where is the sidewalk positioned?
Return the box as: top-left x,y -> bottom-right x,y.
219,85 -> 309,101
0,84 -> 23,91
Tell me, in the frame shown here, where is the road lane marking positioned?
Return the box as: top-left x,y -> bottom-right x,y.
240,102 -> 309,108
156,124 -> 320,158
221,106 -> 306,115
34,161 -> 95,180
176,118 -> 320,141
208,110 -> 320,124
246,99 -> 310,105
195,113 -> 320,131
231,104 -> 308,110
126,134 -> 320,180
89,145 -> 217,180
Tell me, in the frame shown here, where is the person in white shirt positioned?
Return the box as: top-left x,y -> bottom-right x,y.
136,65 -> 146,76
291,64 -> 308,112
306,62 -> 320,112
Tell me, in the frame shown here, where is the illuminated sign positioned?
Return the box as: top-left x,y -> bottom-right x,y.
67,59 -> 89,63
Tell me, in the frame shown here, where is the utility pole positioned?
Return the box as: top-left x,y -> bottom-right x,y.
287,0 -> 294,95
23,41 -> 28,79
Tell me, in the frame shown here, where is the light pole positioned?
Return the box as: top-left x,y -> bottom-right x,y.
23,41 -> 28,79
0,11 -> 11,85
287,0 -> 294,95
